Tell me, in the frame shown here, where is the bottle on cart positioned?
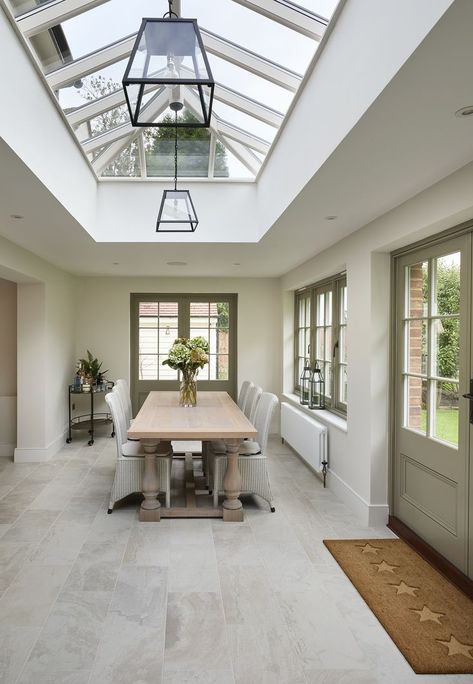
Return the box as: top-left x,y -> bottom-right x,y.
74,372 -> 81,391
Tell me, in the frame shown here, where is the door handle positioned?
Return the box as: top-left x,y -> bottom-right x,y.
462,380 -> 473,424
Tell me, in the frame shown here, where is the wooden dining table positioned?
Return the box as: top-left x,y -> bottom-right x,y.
128,391 -> 257,522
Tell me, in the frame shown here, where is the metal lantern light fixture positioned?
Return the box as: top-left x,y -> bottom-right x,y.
309,363 -> 325,410
299,361 -> 312,406
123,0 -> 214,127
156,109 -> 198,232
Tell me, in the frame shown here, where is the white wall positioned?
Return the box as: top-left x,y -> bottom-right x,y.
0,278 -> 17,456
281,161 -> 473,525
72,276 -> 281,427
257,0 -> 454,239
0,234 -> 75,461
0,8 -> 96,233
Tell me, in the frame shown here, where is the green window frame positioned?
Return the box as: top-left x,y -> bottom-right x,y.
294,273 -> 347,415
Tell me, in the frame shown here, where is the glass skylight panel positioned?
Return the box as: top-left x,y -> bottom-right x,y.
297,0 -> 339,19
101,140 -> 141,177
213,144 -> 254,180
212,102 -> 276,144
9,0 -> 55,17
209,56 -> 293,113
56,59 -> 129,111
145,125 -> 211,178
42,0 -> 168,65
182,0 -> 315,74
88,104 -> 129,138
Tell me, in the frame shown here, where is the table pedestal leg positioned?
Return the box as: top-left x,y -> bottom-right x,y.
140,440 -> 161,522
222,438 -> 243,522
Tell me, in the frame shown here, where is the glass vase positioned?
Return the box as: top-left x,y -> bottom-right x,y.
179,373 -> 197,407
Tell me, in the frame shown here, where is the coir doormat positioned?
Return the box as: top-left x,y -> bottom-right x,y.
323,539 -> 473,674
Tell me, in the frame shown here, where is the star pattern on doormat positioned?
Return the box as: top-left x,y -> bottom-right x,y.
389,580 -> 419,596
411,605 -> 444,624
372,560 -> 398,573
437,636 -> 473,660
356,543 -> 382,555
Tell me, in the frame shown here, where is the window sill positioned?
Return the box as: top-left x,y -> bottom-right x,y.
282,393 -> 348,433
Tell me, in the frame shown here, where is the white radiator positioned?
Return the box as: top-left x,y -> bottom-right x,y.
281,402 -> 328,472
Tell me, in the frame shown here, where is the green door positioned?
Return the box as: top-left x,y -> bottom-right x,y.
393,234 -> 471,576
130,293 -> 237,412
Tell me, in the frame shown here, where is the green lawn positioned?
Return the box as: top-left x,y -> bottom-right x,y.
420,408 -> 458,445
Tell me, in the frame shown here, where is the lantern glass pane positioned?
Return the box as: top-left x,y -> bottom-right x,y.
128,20 -> 211,81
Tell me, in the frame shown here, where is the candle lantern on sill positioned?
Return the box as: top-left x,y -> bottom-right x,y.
299,362 -> 311,405
309,363 -> 325,410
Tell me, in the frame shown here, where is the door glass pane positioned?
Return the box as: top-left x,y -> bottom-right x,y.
325,291 -> 333,326
407,261 -> 428,317
216,355 -> 229,381
405,376 -> 427,435
139,354 -> 158,380
433,318 -> 459,379
406,320 -> 427,375
433,381 -> 459,446
138,301 -> 178,380
190,302 -> 230,381
433,252 -> 460,316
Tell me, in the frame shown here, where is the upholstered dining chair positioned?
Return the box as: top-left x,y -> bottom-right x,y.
105,392 -> 172,512
115,378 -> 133,426
237,380 -> 253,410
246,385 -> 262,423
210,392 -> 279,511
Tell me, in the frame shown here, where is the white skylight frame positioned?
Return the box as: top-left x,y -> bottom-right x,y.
2,0 -> 332,181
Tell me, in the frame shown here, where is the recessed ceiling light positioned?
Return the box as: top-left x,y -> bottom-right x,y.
455,106 -> 473,118
166,261 -> 188,266
325,215 -> 338,221
232,262 -> 241,266
112,262 -> 120,265
10,214 -> 23,220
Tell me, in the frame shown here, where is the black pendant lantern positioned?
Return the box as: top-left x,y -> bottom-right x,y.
309,363 -> 325,410
156,109 -> 198,232
299,361 -> 311,406
123,1 -> 214,127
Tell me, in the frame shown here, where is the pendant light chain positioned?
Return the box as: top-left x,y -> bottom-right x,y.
164,0 -> 178,19
174,109 -> 178,192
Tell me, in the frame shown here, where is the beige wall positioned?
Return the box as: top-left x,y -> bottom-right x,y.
281,161 -> 473,524
73,276 -> 282,427
0,234 -> 75,461
0,278 -> 17,454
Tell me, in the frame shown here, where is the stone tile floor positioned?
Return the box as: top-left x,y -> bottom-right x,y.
0,435 -> 470,683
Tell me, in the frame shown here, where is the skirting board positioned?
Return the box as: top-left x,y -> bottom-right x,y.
0,443 -> 15,458
14,430 -> 68,463
329,469 -> 389,527
285,439 -> 388,527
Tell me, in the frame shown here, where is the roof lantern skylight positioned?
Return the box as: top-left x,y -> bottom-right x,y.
4,0 -> 337,180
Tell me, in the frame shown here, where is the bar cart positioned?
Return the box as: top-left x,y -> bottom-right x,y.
66,382 -> 115,446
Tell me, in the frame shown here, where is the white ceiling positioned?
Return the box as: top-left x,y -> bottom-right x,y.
1,0 -> 473,277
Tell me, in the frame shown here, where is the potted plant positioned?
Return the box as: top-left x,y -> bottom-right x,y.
78,350 -> 108,387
